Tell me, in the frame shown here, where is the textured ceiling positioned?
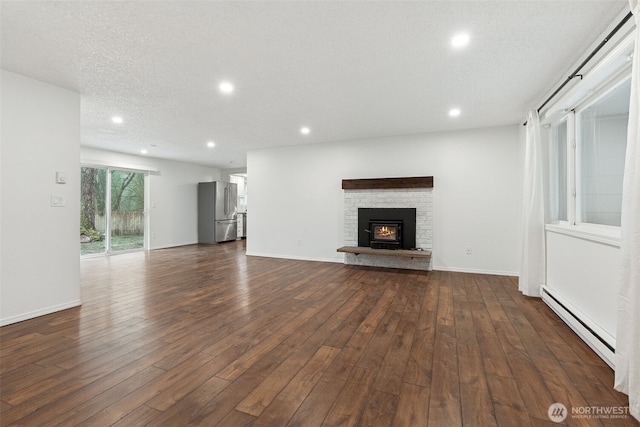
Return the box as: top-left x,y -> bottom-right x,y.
0,1 -> 629,168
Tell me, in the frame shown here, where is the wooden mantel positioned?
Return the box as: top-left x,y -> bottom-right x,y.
341,176 -> 433,190
337,246 -> 431,259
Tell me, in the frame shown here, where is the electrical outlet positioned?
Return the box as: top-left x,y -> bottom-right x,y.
296,238 -> 302,246
466,246 -> 472,255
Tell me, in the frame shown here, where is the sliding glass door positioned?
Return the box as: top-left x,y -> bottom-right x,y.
80,167 -> 107,256
80,166 -> 146,256
109,169 -> 145,252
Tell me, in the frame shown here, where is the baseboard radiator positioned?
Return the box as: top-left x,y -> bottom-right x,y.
541,286 -> 616,368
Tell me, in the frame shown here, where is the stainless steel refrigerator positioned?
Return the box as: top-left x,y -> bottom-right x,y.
198,181 -> 238,243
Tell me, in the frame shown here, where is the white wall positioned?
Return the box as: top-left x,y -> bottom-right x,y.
247,125 -> 522,275
1,70 -> 81,325
81,147 -> 221,249
221,167 -> 247,183
545,229 -> 620,342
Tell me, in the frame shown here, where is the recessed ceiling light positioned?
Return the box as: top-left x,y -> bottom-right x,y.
207,141 -> 215,148
449,108 -> 461,117
112,116 -> 123,124
451,33 -> 470,48
300,127 -> 310,135
219,81 -> 234,94
140,149 -> 148,154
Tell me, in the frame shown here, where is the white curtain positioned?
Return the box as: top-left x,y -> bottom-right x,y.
615,1 -> 640,422
519,110 -> 546,297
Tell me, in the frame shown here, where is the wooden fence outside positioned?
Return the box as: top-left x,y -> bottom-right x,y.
95,211 -> 144,236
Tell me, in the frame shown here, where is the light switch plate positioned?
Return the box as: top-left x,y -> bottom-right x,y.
51,194 -> 66,207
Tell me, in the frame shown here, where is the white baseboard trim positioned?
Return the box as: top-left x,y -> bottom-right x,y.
149,241 -> 198,250
433,266 -> 518,277
1,300 -> 82,327
245,254 -> 517,277
245,252 -> 342,264
541,285 -> 615,368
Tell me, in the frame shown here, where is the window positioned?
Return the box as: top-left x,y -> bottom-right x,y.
577,78 -> 630,227
550,119 -> 568,222
546,73 -> 630,229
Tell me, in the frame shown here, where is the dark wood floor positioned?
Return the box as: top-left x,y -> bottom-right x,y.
1,241 -> 637,426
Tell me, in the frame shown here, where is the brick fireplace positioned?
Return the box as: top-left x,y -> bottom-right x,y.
341,177 -> 433,271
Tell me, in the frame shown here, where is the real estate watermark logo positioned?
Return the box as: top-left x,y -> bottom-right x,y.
548,403 -> 630,422
548,403 -> 567,423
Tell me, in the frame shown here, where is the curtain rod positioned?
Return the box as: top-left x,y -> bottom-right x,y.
524,11 -> 634,126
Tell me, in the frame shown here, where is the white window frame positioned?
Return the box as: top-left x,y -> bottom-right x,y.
544,69 -> 631,247
539,24 -> 634,247
80,163 -> 150,255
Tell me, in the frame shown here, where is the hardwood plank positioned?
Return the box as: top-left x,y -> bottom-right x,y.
560,359 -> 628,409
252,345 -> 340,426
359,390 -> 398,427
217,409 -> 257,427
486,375 -> 533,427
0,400 -> 12,417
42,366 -> 166,426
0,336 -> 172,423
492,314 -> 553,421
143,373 -> 233,426
214,307 -> 319,381
504,349 -> 555,424
435,271 -> 455,326
393,382 -> 430,427
357,310 -> 402,372
460,382 -> 497,427
110,405 -> 162,427
72,353 -> 217,426
0,363 -> 64,399
286,362 -> 353,427
183,373 -> 267,426
0,332 -> 44,354
456,326 -> 497,427
373,310 -> 417,395
145,357 -> 232,411
357,287 -> 397,333
323,285 -> 383,349
531,354 -> 610,427
234,318 -> 340,417
475,332 -> 513,379
151,329 -> 213,371
1,335 -> 78,374
403,275 -> 438,387
2,242 -> 636,427
1,356 -> 127,422
217,282 -> 351,381
428,324 -> 462,426
501,302 -> 556,361
322,366 -> 376,427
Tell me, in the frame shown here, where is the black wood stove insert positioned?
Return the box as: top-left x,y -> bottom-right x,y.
358,208 -> 416,250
